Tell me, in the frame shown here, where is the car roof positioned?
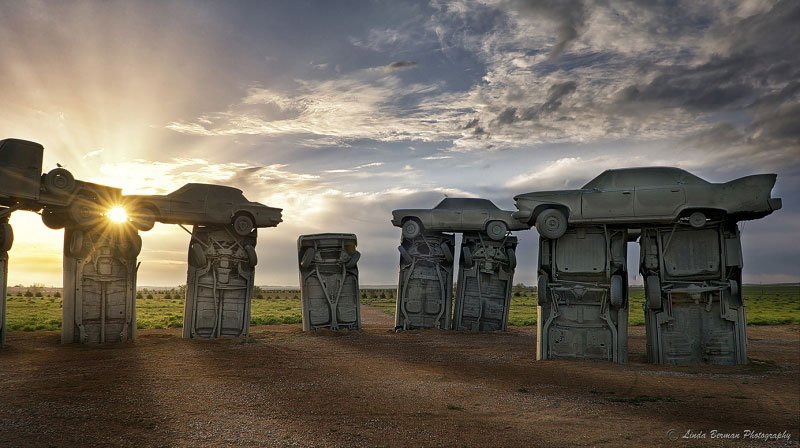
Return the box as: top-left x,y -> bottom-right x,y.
582,167 -> 708,188
170,183 -> 244,195
434,197 -> 500,210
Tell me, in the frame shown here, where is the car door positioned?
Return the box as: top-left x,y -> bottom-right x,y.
462,209 -> 489,231
581,187 -> 634,219
432,209 -> 462,229
169,185 -> 207,221
634,185 -> 686,217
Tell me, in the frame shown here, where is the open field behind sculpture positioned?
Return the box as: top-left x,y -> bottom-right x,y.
1,318 -> 798,447
4,284 -> 797,331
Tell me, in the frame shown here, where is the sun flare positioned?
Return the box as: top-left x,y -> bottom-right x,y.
107,206 -> 128,223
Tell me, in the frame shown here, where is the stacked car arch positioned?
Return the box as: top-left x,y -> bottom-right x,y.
0,138 -> 282,344
0,137 -> 784,367
391,198 -> 527,332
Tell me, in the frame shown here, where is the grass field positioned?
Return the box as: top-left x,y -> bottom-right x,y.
3,285 -> 797,331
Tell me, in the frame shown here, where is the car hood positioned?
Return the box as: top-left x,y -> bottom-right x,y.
513,190 -> 583,201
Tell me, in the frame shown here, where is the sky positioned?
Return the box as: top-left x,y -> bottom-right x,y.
0,0 -> 798,287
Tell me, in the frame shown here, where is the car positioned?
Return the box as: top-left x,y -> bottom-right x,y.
391,197 -> 530,241
123,183 -> 282,235
513,167 -> 782,239
0,138 -> 123,229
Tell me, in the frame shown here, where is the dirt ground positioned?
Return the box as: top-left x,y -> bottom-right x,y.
1,306 -> 798,448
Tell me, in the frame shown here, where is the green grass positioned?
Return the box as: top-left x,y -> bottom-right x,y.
3,285 -> 797,331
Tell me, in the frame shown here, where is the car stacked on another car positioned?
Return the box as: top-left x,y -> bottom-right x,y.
391,197 -> 530,240
513,167 -> 782,239
123,183 -> 283,235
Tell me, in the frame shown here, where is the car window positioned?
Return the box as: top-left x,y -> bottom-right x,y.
662,229 -> 720,277
582,171 -> 611,189
556,233 -> 606,273
170,184 -> 207,201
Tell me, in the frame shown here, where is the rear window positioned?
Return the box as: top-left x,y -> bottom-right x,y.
662,229 -> 720,277
556,233 -> 606,273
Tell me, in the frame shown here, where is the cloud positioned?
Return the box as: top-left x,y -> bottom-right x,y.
387,60 -> 417,70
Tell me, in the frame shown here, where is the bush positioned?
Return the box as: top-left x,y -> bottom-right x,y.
24,290 -> 33,297
164,293 -> 172,300
146,294 -> 154,300
35,292 -> 43,297
380,292 -> 386,299
54,292 -> 61,298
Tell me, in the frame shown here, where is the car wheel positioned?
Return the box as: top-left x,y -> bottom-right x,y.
537,274 -> 548,306
401,219 -> 422,240
610,274 -> 624,308
398,245 -> 413,264
536,208 -> 567,240
42,208 -> 68,229
688,211 -> 706,228
69,199 -> 99,228
729,279 -> 742,305
440,242 -> 453,264
118,233 -> 143,258
189,243 -> 207,268
132,207 -> 156,232
233,214 -> 255,236
244,244 -> 258,268
462,246 -> 474,268
486,220 -> 508,240
66,230 -> 85,258
0,223 -> 13,252
506,248 -> 517,270
300,248 -> 315,269
345,250 -> 360,269
44,168 -> 76,195
646,275 -> 662,310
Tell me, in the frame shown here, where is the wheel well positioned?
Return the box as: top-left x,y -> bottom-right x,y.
233,210 -> 255,223
401,216 -> 422,226
679,207 -> 726,221
532,204 -> 570,224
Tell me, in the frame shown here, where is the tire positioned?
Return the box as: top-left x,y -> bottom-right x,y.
118,234 -> 143,258
462,246 -> 473,268
729,279 -> 742,305
646,275 -> 662,310
537,274 -> 548,306
345,250 -> 360,269
41,208 -> 68,229
232,213 -> 255,236
440,242 -> 453,264
506,248 -> 517,270
69,199 -> 100,227
244,244 -> 258,268
300,248 -> 315,269
130,234 -> 143,258
67,230 -> 84,258
535,208 -> 568,240
0,223 -> 13,252
189,243 -> 207,268
486,220 -> 508,241
610,274 -> 624,308
132,207 -> 156,232
401,219 -> 422,240
688,211 -> 706,228
44,168 -> 75,195
398,245 -> 413,264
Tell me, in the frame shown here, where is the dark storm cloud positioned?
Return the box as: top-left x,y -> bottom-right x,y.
616,0 -> 799,115
387,60 -> 418,70
511,0 -> 588,58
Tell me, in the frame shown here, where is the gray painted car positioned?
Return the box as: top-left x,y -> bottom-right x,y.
391,198 -> 530,241
513,167 -> 782,239
123,183 -> 282,235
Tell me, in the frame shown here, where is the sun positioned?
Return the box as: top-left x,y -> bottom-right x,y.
106,206 -> 129,223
